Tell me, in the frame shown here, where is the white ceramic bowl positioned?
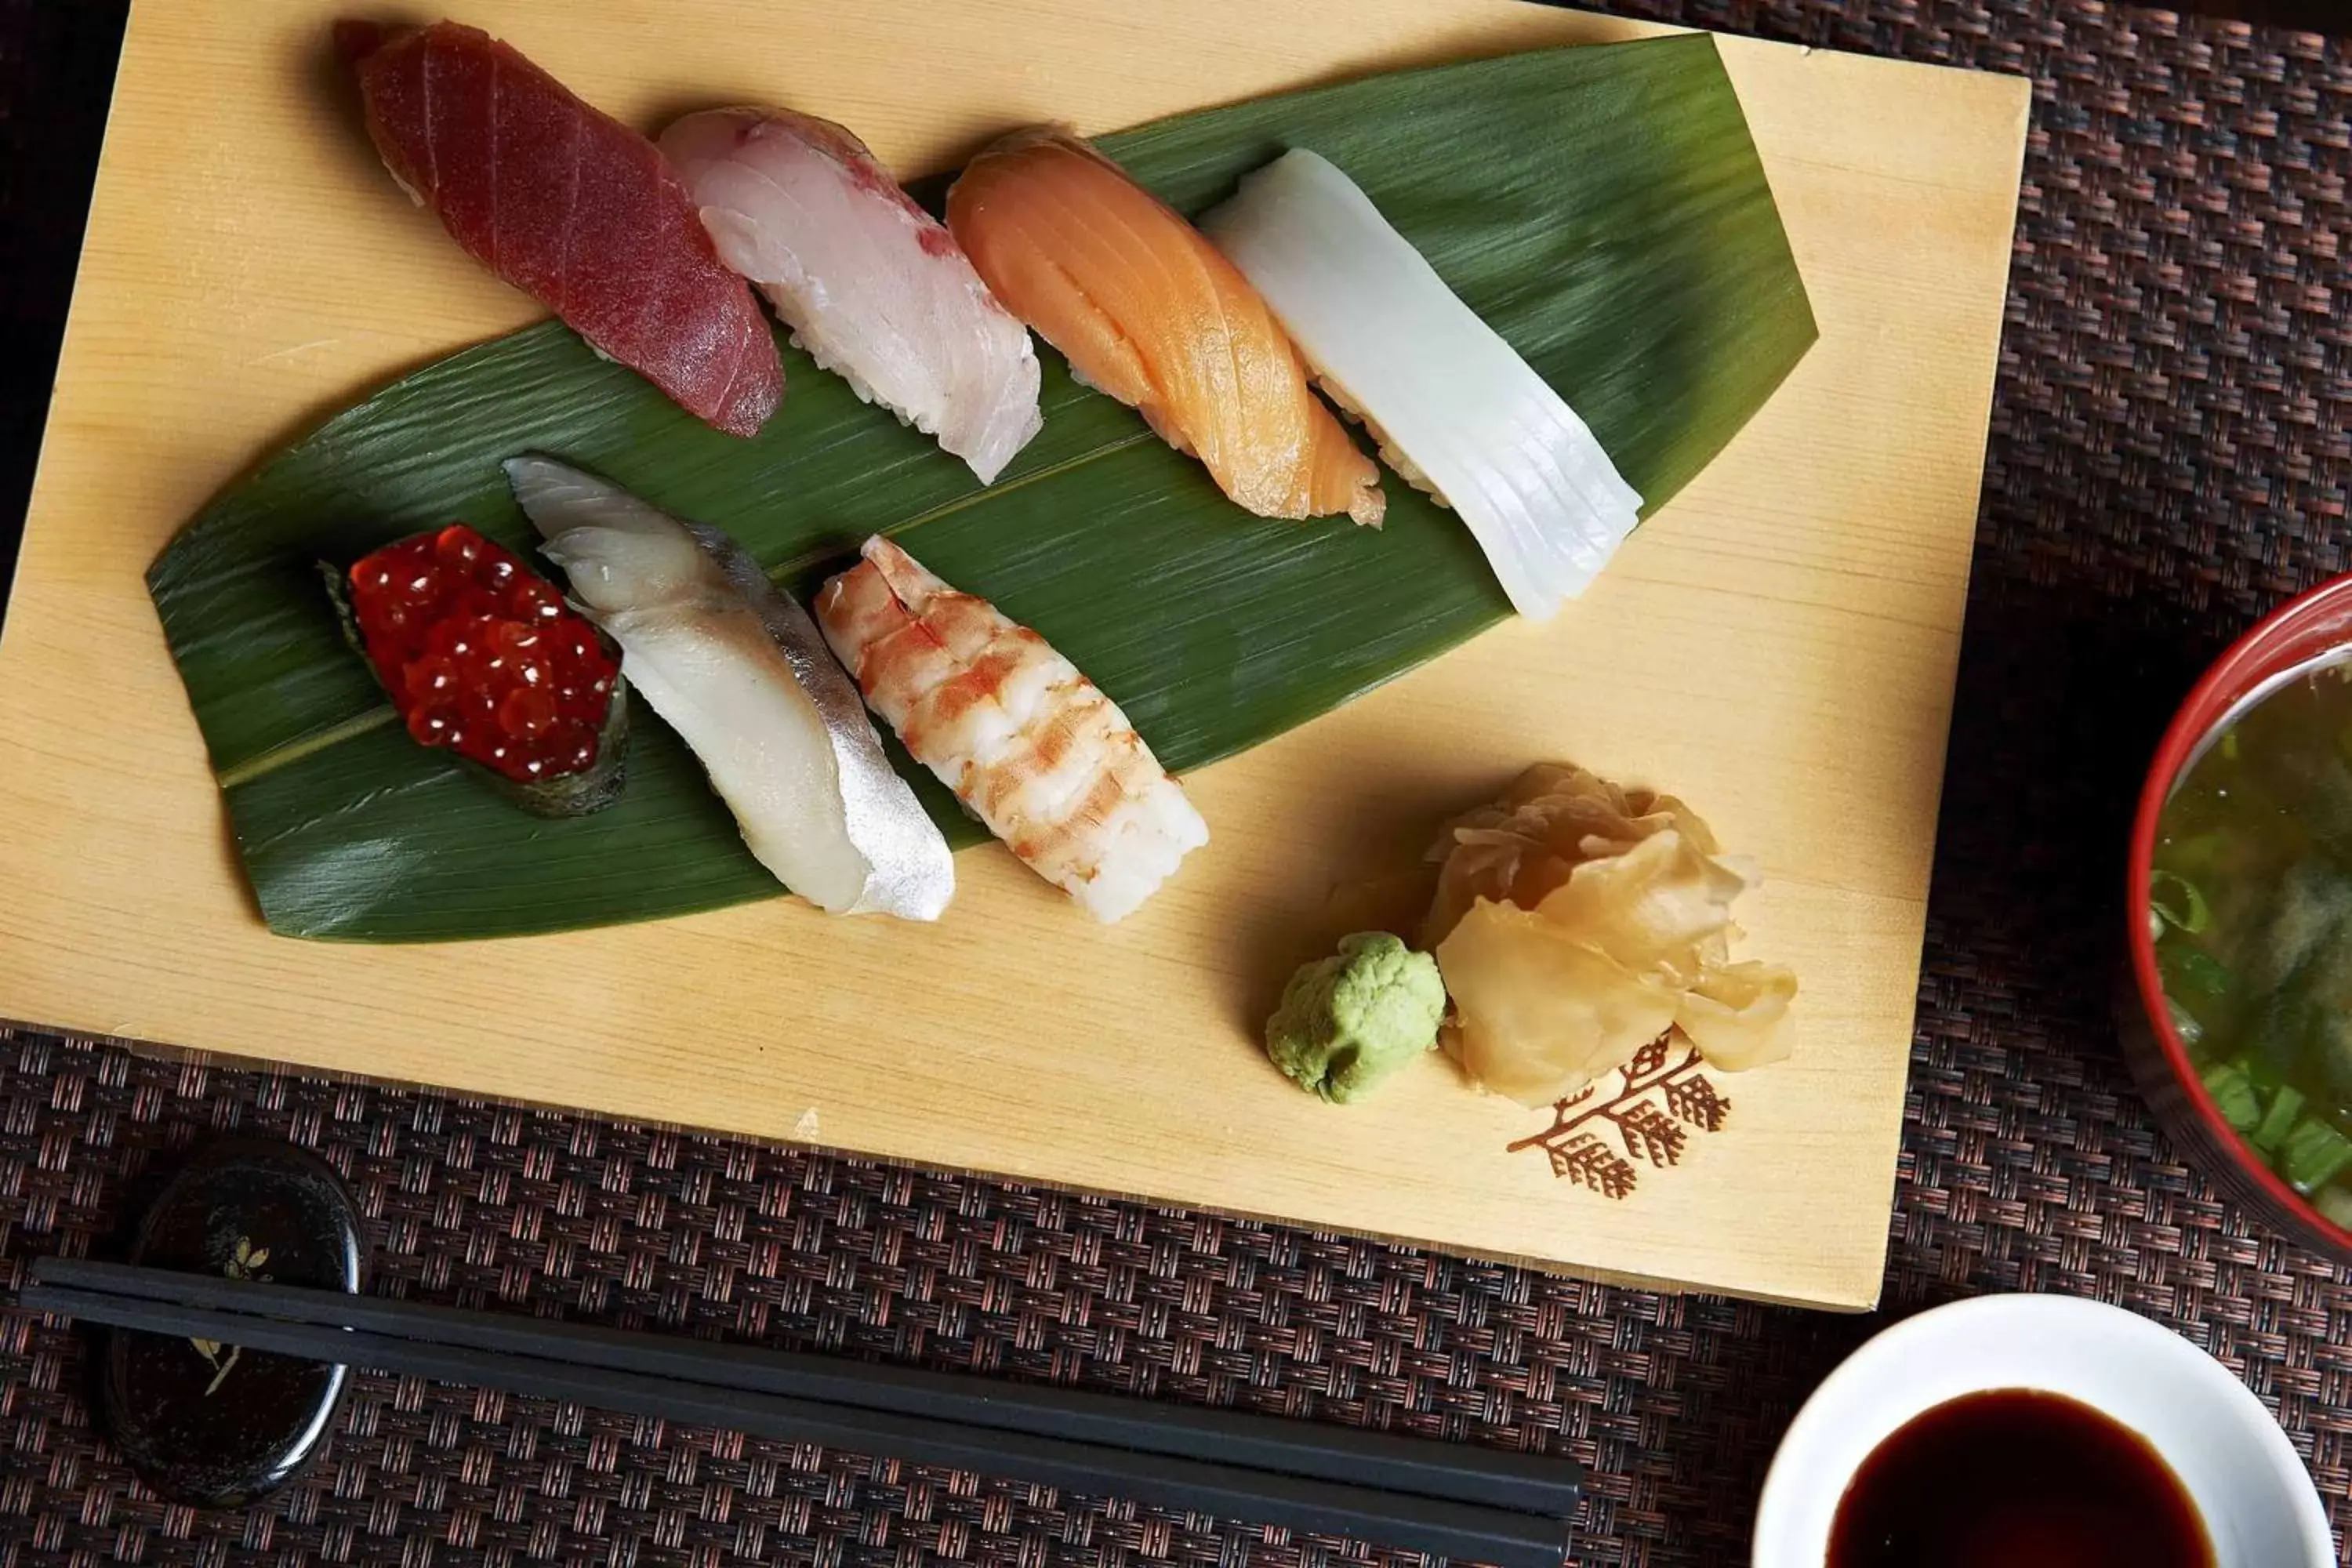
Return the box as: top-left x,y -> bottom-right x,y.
1752,1294 -> 2333,1566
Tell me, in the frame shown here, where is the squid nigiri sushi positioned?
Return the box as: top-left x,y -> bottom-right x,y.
506,456 -> 953,920
341,21 -> 782,437
815,538 -> 1207,924
660,108 -> 1043,485
946,129 -> 1383,528
1200,149 -> 1644,621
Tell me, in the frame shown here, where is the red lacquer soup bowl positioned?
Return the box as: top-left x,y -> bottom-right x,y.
2123,572 -> 2352,1261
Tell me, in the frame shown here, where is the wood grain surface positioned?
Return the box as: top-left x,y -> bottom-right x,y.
0,0 -> 2027,1308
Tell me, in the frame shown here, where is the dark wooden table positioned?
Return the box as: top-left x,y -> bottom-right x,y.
5,4 -> 2352,1566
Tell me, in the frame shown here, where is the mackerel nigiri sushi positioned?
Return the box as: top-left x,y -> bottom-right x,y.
661,108 -> 1042,485
816,538 -> 1208,924
946,129 -> 1383,528
342,21 -> 782,437
506,457 -> 953,920
1200,149 -> 1642,621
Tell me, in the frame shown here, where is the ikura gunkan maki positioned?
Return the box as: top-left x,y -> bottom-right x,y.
330,524 -> 629,815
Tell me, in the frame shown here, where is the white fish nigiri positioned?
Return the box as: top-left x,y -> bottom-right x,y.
660,108 -> 1043,485
1200,149 -> 1643,621
815,537 -> 1207,924
506,456 -> 953,920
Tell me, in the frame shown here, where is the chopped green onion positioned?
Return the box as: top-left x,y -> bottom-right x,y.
2223,730 -> 2241,761
2253,1083 -> 2307,1155
2158,946 -> 2230,999
2281,1116 -> 2352,1194
2149,870 -> 2212,935
2201,1060 -> 2262,1133
2245,1053 -> 2288,1098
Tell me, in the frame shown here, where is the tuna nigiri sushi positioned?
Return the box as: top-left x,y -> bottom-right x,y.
507,457 -> 953,920
661,108 -> 1043,485
816,538 -> 1208,924
946,129 -> 1383,528
343,21 -> 782,437
1200,149 -> 1643,621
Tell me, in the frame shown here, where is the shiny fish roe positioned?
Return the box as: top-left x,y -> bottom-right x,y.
347,524 -> 618,783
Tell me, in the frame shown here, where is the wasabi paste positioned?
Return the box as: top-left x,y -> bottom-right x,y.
1265,932 -> 1446,1103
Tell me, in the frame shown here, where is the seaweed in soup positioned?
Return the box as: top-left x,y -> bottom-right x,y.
2152,661 -> 2352,1216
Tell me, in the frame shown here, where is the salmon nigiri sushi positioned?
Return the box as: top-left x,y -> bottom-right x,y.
946,129 -> 1384,528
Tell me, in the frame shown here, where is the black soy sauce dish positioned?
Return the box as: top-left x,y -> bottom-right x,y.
1751,1294 -> 2333,1566
97,1140 -> 364,1506
1825,1388 -> 2209,1567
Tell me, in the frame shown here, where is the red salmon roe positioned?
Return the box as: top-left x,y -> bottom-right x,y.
347,524 -> 618,784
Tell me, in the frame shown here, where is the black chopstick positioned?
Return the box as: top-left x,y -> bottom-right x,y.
19,1271 -> 1571,1566
27,1257 -> 1575,1519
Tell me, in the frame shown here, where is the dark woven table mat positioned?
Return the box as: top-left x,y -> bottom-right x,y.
5,2 -> 2352,1564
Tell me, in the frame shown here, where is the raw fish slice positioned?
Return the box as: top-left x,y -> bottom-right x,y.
815,537 -> 1207,923
946,129 -> 1383,527
506,456 -> 953,919
343,21 -> 782,437
1200,149 -> 1644,620
661,108 -> 1043,485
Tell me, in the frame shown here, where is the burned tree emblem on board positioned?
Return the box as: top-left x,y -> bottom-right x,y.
1506,1033 -> 1729,1199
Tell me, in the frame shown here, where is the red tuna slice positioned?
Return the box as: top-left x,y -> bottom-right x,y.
345,20 -> 782,437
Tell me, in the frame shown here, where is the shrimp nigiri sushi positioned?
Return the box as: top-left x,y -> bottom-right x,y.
946,129 -> 1383,528
815,538 -> 1208,923
661,108 -> 1043,485
1201,150 -> 1644,621
507,457 -> 953,920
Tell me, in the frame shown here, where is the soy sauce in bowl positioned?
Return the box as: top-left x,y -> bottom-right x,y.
1828,1389 -> 2213,1568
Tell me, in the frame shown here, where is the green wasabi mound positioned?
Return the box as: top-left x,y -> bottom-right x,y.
1265,931 -> 1447,1103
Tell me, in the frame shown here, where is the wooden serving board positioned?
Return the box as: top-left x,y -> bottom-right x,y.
0,0 -> 2027,1309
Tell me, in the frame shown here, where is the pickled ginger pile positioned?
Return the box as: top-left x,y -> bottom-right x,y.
1425,763 -> 1798,1105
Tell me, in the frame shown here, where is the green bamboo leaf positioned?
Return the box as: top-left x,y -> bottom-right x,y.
148,32 -> 1814,941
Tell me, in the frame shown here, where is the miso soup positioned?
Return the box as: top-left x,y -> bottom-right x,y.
2151,655 -> 2352,1224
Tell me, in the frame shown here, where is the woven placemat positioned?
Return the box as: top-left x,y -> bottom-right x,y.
5,2 -> 2352,1565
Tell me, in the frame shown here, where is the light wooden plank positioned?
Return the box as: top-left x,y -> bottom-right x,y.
0,0 -> 2028,1308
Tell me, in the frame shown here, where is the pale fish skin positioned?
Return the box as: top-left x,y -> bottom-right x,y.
505,456 -> 954,920
815,536 -> 1207,924
661,107 -> 1043,485
1200,148 -> 1644,622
